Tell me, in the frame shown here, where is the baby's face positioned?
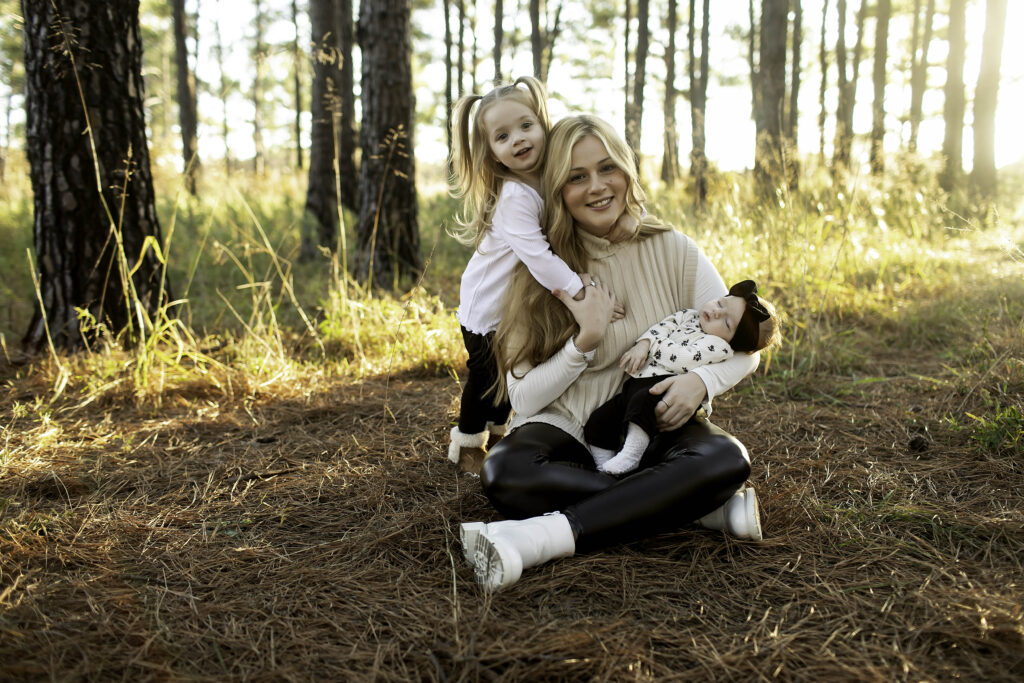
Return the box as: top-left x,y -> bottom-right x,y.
698,295 -> 746,342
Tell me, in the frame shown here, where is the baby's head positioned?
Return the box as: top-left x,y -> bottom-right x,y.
698,280 -> 780,353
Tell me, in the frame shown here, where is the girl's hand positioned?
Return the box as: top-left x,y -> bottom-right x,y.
610,296 -> 626,322
649,373 -> 707,431
619,340 -> 651,374
553,279 -> 615,352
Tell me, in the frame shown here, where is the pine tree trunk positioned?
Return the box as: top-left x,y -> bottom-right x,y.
172,0 -> 200,194
302,0 -> 343,260
689,0 -> 710,206
21,0 -> 167,351
818,0 -> 829,164
632,0 -> 649,158
747,0 -> 758,121
787,0 -> 801,142
493,0 -> 503,82
869,0 -> 890,175
252,0 -> 266,175
292,0 -> 304,171
940,0 -> 967,193
908,0 -> 935,153
661,0 -> 679,187
530,0 -> 542,80
624,0 -> 633,148
355,0 -> 421,287
754,0 -> 787,192
445,0 -> 454,160
337,0 -> 358,212
833,0 -> 849,170
214,1 -> 231,174
971,0 -> 1007,200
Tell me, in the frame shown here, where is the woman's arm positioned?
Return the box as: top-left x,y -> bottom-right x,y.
506,339 -> 593,417
506,281 -> 616,417
493,183 -> 584,297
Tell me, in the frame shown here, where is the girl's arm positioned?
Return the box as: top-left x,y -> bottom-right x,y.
493,183 -> 584,297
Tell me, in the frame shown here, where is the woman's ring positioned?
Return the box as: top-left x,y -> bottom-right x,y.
589,279 -> 597,287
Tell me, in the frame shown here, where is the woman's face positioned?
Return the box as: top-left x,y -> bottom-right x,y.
561,135 -> 627,239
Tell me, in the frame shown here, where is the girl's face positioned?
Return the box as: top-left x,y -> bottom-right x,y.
698,295 -> 747,342
482,99 -> 545,175
560,135 -> 627,239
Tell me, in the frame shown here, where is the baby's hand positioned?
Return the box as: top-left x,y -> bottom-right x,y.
619,340 -> 651,374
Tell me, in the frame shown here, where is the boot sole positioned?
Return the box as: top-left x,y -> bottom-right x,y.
743,487 -> 763,541
459,522 -> 486,565
472,532 -> 523,591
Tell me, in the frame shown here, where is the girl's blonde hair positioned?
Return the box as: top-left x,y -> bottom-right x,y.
494,115 -> 669,381
448,76 -> 550,247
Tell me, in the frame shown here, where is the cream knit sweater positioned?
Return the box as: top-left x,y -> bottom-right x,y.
506,228 -> 759,444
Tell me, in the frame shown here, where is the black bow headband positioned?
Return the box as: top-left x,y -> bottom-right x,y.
726,280 -> 770,352
728,280 -> 770,323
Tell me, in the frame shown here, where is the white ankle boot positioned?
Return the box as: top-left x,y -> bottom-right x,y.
697,487 -> 763,540
459,513 -> 575,590
448,427 -> 488,464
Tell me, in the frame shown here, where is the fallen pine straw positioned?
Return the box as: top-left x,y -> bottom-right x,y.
1,352 -> 1022,681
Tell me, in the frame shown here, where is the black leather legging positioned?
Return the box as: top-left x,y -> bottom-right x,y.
480,419 -> 751,553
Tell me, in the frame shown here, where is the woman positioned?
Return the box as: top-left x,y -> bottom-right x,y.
459,115 -> 763,591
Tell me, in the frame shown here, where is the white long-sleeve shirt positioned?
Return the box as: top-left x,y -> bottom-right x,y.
506,228 -> 758,444
457,181 -> 584,335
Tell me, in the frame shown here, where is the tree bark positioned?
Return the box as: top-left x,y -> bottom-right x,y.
940,0 -> 967,193
908,0 -> 935,153
971,0 -> 1007,200
747,0 -> 758,121
21,0 -> 167,351
833,0 -> 864,172
661,0 -> 679,187
172,0 -> 200,194
754,0 -> 787,192
355,0 -> 421,287
869,0 -> 891,175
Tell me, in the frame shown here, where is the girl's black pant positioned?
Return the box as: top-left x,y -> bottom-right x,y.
458,326 -> 512,434
480,418 -> 750,553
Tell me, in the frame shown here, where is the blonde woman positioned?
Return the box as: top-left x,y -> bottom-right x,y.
458,115 -> 764,591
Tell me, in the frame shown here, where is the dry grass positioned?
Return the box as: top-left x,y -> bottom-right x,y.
1,323 -> 1022,681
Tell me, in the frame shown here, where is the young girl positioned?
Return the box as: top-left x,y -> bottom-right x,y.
447,77 -> 628,466
584,280 -> 781,475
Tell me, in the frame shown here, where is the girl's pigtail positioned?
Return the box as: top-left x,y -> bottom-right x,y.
513,76 -> 551,130
449,94 -> 482,200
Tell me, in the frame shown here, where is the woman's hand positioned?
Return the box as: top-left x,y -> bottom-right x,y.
575,273 -> 625,321
553,278 -> 615,352
619,339 -> 651,374
649,373 -> 707,431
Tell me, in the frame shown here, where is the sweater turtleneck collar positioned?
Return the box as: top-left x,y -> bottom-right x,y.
577,225 -> 635,260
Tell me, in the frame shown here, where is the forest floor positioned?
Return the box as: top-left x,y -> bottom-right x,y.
1,233 -> 1023,681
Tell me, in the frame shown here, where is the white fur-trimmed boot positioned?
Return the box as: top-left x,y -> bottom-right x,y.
697,487 -> 763,541
459,512 -> 575,591
448,427 -> 488,465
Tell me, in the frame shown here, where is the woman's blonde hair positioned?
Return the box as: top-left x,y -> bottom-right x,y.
448,76 -> 550,248
494,115 -> 669,383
